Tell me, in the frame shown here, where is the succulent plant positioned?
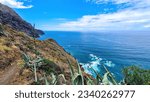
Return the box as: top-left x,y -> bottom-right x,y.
102,65 -> 118,85
57,74 -> 67,85
85,76 -> 95,85
68,60 -> 84,85
102,72 -> 112,85
91,67 -> 103,84
22,53 -> 43,82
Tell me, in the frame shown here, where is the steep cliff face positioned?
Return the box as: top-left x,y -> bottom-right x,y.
0,3 -> 44,37
0,24 -> 80,85
0,4 -> 80,85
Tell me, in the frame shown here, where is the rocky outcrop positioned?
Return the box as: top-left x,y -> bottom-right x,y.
0,3 -> 93,85
0,24 -> 79,84
0,3 -> 76,84
0,3 -> 44,37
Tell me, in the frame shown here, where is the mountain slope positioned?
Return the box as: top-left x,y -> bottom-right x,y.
0,3 -> 44,37
0,3 -> 87,85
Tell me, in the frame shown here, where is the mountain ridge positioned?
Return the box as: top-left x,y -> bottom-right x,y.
0,3 -> 44,37
0,3 -> 89,84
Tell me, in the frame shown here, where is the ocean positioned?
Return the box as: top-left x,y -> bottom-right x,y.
39,31 -> 150,81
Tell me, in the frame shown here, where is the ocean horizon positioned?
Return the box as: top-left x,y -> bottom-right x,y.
39,31 -> 150,81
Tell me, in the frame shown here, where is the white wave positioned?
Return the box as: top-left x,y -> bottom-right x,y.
80,54 -> 115,78
104,61 -> 115,67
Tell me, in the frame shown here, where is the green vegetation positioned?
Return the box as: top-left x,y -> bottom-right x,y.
22,52 -> 66,85
89,65 -> 118,85
123,66 -> 150,85
22,50 -> 150,85
39,58 -> 57,74
22,53 -> 43,82
21,27 -> 150,85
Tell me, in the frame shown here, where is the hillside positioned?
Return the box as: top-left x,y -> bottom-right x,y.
0,3 -> 44,37
0,3 -> 92,85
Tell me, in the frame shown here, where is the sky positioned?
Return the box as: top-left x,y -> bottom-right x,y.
0,0 -> 150,31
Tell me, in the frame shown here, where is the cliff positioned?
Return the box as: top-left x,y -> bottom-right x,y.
0,3 -> 44,37
0,3 -> 92,85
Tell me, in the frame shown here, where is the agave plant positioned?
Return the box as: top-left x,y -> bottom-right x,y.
85,76 -> 95,85
66,57 -> 84,85
102,65 -> 118,85
57,74 -> 67,85
22,53 -> 43,82
90,68 -> 103,85
102,72 -> 113,85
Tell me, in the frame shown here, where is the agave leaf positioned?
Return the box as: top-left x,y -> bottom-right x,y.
44,74 -> 49,85
50,73 -> 57,85
102,64 -> 118,85
33,63 -> 38,82
67,58 -> 75,77
73,73 -> 84,85
86,76 -> 95,85
102,72 -> 113,85
57,74 -> 67,85
76,60 -> 84,85
22,53 -> 44,82
91,67 -> 103,84
22,53 -> 31,63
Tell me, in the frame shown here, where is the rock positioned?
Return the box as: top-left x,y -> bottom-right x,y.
0,3 -> 44,37
0,3 -> 93,85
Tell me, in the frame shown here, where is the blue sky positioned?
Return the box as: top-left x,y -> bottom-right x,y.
0,0 -> 150,31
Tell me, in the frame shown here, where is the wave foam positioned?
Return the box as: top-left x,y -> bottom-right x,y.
80,54 -> 115,78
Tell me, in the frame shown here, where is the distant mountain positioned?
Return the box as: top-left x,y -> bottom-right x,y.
0,3 -> 44,37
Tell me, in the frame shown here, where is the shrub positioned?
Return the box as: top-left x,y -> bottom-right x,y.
122,66 -> 150,85
40,59 -> 57,74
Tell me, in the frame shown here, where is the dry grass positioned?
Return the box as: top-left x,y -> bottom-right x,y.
0,44 -> 12,52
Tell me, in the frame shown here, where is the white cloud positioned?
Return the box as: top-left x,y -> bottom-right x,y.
54,9 -> 150,31
144,24 -> 150,28
0,0 -> 33,9
86,0 -> 142,5
42,0 -> 150,31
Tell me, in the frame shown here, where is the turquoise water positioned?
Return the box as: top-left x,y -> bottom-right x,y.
39,31 -> 150,81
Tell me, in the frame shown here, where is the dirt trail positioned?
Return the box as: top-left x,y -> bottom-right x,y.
0,63 -> 19,84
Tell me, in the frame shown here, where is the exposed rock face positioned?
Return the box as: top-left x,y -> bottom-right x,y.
0,3 -> 93,85
0,3 -> 77,84
0,24 -> 79,85
0,3 -> 44,37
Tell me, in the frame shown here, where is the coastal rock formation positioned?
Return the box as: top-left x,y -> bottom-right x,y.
0,3 -> 44,37
0,3 -> 89,85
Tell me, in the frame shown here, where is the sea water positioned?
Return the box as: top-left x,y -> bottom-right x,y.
39,31 -> 150,81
